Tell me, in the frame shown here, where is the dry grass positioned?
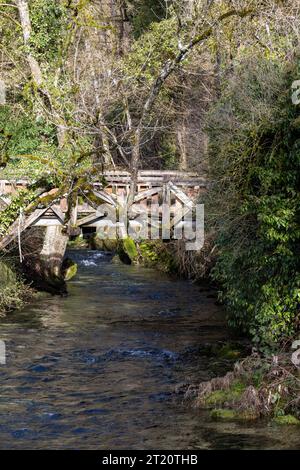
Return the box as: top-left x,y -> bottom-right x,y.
183,352 -> 300,420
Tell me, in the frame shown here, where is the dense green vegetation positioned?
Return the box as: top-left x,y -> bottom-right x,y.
207,56 -> 300,349
126,0 -> 167,38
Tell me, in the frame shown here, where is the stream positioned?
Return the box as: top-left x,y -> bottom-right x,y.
0,250 -> 299,449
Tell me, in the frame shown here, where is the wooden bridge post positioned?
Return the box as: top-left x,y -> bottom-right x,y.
162,182 -> 170,240
38,225 -> 69,292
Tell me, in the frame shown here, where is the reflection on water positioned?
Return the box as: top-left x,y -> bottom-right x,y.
0,250 -> 298,449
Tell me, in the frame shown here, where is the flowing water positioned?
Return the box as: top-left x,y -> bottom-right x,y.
0,250 -> 299,449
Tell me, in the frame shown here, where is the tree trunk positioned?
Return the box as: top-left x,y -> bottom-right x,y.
16,0 -> 43,86
214,43 -> 222,99
16,0 -> 67,148
84,38 -> 115,167
35,226 -> 69,293
118,1 -> 131,55
182,0 -> 194,18
128,127 -> 141,210
20,226 -> 68,295
177,125 -> 187,171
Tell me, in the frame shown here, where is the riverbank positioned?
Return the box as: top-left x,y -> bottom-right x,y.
181,350 -> 300,425
0,259 -> 34,315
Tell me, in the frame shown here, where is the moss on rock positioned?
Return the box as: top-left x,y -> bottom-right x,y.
273,415 -> 300,426
123,237 -> 138,261
138,240 -> 177,272
68,235 -> 88,249
210,408 -> 257,421
203,381 -> 246,407
62,258 -> 78,281
188,352 -> 300,424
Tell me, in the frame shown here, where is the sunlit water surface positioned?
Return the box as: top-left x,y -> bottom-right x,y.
0,250 -> 299,449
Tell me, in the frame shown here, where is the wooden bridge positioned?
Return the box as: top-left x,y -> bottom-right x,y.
0,170 -> 206,251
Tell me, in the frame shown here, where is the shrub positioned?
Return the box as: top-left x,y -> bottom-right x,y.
206,55 -> 300,350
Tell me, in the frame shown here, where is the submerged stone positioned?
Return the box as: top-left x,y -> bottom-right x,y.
111,254 -> 122,264
210,408 -> 257,422
210,409 -> 238,421
273,415 -> 300,426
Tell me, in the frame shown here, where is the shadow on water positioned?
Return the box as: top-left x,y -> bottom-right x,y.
0,250 -> 299,449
